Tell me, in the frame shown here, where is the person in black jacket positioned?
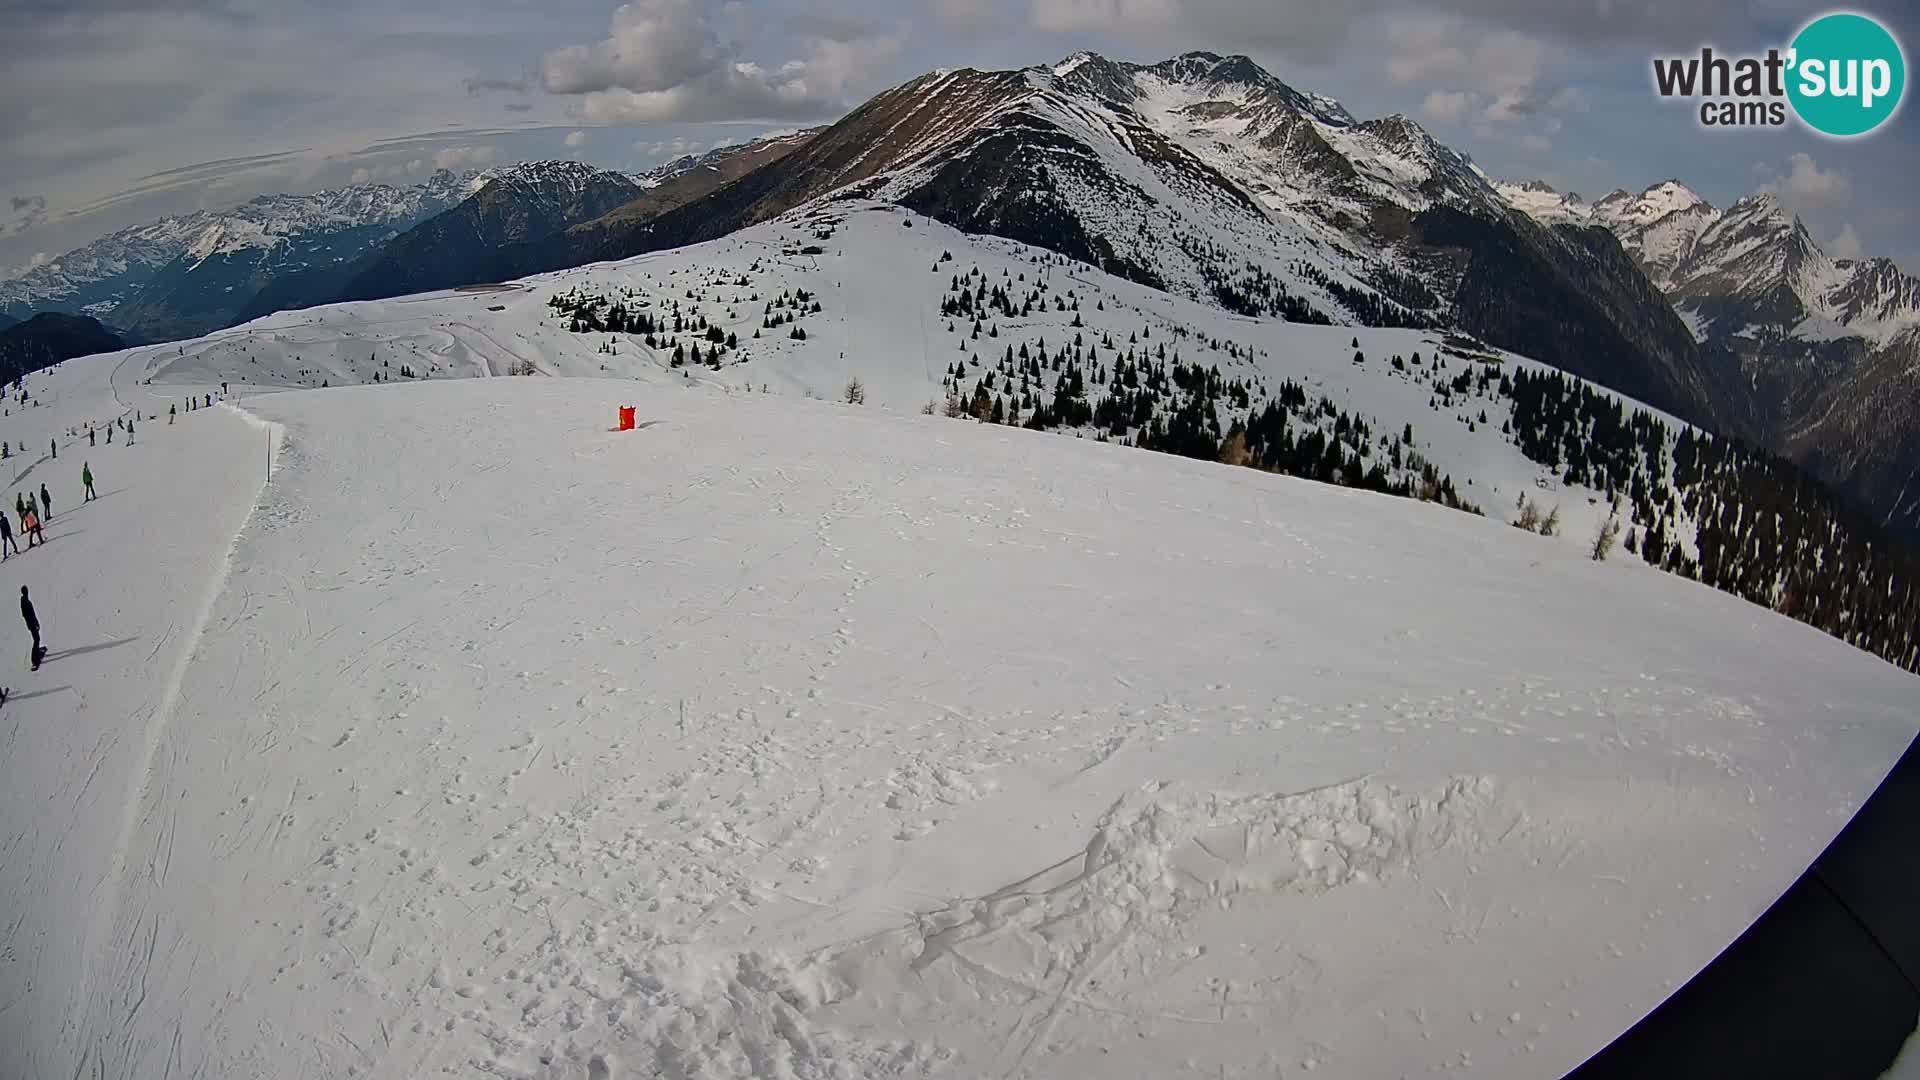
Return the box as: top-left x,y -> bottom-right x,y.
0,514 -> 16,559
21,586 -> 41,669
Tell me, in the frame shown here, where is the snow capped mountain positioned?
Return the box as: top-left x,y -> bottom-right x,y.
1491,180 -> 1591,225
466,159 -> 622,203
1494,179 -> 1718,289
1826,256 -> 1920,329
525,51 -> 1710,442
1594,180 -> 1710,231
332,162 -> 645,304
1,217 -> 214,317
0,170 -> 481,335
641,131 -> 823,189
1500,174 -> 1920,538
1499,178 -> 1920,344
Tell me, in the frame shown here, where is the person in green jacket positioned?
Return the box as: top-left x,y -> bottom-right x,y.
82,463 -> 96,502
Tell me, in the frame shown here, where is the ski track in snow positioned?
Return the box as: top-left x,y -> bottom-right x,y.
0,356 -> 266,1079
0,354 -> 1914,1076
71,399 -> 281,1078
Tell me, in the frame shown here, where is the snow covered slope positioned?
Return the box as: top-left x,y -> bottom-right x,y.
0,351 -> 272,1080
120,202 -> 1677,551
1,346 -> 1912,1079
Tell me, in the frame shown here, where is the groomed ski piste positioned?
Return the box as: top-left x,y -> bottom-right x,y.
1,206 -> 1915,1080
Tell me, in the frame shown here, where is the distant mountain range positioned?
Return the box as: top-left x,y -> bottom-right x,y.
0,170 -> 483,339
0,137 -> 823,347
1496,177 -> 1920,538
328,136 -> 817,304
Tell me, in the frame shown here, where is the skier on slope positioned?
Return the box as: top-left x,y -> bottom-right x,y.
39,484 -> 51,522
88,426 -> 95,447
22,509 -> 39,548
82,463 -> 96,502
0,513 -> 16,559
170,403 -> 176,424
21,587 -> 42,670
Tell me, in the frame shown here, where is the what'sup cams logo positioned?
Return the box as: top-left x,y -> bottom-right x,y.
1652,11 -> 1906,137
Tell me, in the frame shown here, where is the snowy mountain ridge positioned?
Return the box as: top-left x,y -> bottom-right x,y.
642,131 -> 823,189
1499,174 -> 1920,539
532,49 -> 1712,446
1497,177 -> 1920,344
467,159 -> 632,203
0,169 -> 481,324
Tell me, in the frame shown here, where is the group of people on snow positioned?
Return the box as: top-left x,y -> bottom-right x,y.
6,486 -> 51,554
5,383 -> 230,690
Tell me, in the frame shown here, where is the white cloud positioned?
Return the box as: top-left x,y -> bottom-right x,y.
4,194 -> 49,239
1827,222 -> 1864,260
1385,14 -> 1545,99
431,145 -> 498,170
564,129 -> 589,148
1761,152 -> 1852,210
1026,0 -> 1740,52
349,167 -> 374,184
1517,133 -> 1553,152
635,137 -> 705,158
543,0 -> 897,124
932,0 -> 1007,30
0,252 -> 51,282
1029,0 -> 1382,64
1421,90 -> 1477,123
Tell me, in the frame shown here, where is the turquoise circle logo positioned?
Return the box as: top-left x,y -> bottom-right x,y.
1787,12 -> 1906,137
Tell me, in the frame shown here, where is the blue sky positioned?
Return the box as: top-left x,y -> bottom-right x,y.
2,0 -> 1916,277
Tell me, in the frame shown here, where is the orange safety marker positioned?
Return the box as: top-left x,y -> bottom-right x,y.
618,406 -> 636,431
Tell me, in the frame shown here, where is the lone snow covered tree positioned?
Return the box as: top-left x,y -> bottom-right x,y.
1540,504 -> 1563,538
1591,499 -> 1624,561
844,377 -> 866,405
